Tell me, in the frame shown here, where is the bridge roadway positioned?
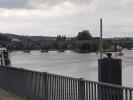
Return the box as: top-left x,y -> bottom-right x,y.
111,40 -> 133,48
0,40 -> 98,49
1,39 -> 133,49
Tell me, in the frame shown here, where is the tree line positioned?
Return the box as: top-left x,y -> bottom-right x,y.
0,30 -> 112,52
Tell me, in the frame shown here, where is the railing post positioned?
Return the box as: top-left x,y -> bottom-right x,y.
20,68 -> 26,99
78,78 -> 85,100
43,72 -> 48,100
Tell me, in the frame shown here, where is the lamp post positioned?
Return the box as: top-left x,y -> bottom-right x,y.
100,18 -> 103,59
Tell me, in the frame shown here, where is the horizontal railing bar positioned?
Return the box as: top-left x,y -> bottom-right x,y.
0,66 -> 79,80
47,73 -> 79,81
85,80 -> 133,91
0,65 -> 44,74
1,65 -> 133,91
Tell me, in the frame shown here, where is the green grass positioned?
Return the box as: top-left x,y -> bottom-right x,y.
0,88 -> 23,100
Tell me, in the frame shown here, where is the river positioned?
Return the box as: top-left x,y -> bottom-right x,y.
10,50 -> 133,87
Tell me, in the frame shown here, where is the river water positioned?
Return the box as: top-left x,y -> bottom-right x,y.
10,50 -> 133,87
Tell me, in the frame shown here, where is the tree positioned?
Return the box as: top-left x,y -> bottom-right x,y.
56,35 -> 66,41
79,43 -> 90,50
77,30 -> 92,40
91,42 -> 99,52
56,35 -> 62,41
62,35 -> 66,40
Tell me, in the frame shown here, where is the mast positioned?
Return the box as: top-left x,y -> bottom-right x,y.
100,18 -> 103,58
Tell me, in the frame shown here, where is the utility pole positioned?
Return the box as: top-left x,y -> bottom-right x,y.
100,18 -> 103,59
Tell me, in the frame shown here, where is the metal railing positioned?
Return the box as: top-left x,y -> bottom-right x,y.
0,65 -> 133,100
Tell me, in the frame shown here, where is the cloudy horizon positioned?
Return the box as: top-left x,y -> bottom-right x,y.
0,0 -> 133,37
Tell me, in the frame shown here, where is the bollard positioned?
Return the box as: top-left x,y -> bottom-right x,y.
98,53 -> 122,100
98,53 -> 122,85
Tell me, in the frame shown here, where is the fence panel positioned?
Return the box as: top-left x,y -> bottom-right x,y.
0,66 -> 133,100
47,73 -> 79,100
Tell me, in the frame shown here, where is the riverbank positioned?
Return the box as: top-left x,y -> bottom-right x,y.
0,89 -> 22,100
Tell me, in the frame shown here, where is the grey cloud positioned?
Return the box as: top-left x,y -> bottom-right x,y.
42,0 -> 91,5
0,0 -> 132,37
0,0 -> 92,9
0,0 -> 31,9
110,25 -> 129,30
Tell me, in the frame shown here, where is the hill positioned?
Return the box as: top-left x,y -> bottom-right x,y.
0,33 -> 11,42
1,33 -> 56,41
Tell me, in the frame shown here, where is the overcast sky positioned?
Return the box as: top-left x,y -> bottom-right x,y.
0,0 -> 133,37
